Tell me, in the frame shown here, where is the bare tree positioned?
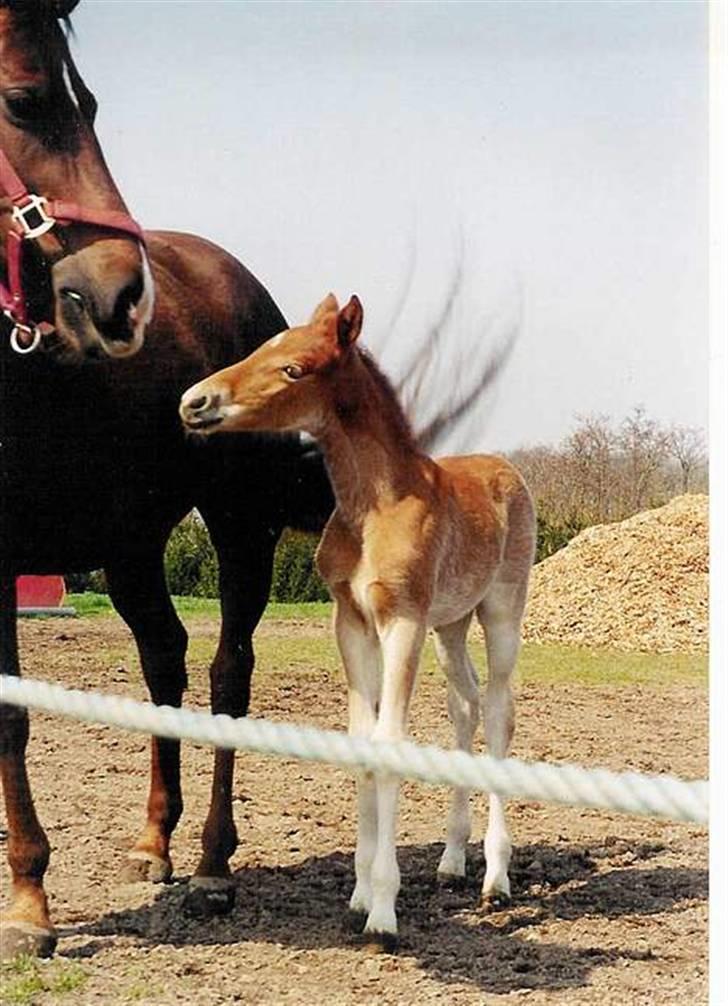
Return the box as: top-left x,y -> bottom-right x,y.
564,413 -> 617,523
508,410 -> 707,560
617,405 -> 671,513
666,424 -> 707,493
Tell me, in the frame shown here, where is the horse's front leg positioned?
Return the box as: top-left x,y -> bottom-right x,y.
106,555 -> 188,884
184,515 -> 279,917
366,608 -> 426,951
0,576 -> 55,960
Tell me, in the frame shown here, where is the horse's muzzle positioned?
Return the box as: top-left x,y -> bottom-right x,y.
51,240 -> 154,360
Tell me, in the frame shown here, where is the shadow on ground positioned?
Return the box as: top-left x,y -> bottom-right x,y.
60,839 -> 707,996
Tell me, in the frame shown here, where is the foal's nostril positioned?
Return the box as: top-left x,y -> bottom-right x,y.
188,396 -> 210,412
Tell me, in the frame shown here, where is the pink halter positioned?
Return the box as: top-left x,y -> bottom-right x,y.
0,147 -> 145,354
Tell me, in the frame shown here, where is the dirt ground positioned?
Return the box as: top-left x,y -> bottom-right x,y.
1,615 -> 708,1005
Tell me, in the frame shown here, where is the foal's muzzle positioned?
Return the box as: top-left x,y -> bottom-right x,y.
179,385 -> 226,431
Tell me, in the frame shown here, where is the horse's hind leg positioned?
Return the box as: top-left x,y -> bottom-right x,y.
183,507 -> 279,917
432,612 -> 480,885
106,552 -> 188,884
476,575 -> 528,909
0,576 -> 55,960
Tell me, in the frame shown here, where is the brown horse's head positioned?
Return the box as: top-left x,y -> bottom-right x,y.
0,0 -> 153,361
179,294 -> 364,436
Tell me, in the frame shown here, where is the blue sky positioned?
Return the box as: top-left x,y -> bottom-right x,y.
71,1 -> 708,451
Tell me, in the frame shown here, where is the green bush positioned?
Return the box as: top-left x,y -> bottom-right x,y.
164,512 -> 219,597
64,516 -> 329,602
271,530 -> 329,602
536,511 -> 586,563
164,516 -> 329,602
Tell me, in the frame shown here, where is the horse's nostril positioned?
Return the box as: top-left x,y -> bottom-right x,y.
60,287 -> 86,307
103,276 -> 144,344
189,395 -> 210,412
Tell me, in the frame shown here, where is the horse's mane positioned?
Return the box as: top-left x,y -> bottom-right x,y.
0,3 -> 96,124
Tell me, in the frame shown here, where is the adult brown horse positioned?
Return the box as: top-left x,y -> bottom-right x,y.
1,0 -> 331,959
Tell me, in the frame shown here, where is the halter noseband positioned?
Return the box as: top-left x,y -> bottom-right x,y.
0,147 -> 145,354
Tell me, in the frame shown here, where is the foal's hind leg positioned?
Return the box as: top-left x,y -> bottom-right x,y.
106,553 -> 188,884
184,509 -> 279,917
476,578 -> 527,909
432,612 -> 480,884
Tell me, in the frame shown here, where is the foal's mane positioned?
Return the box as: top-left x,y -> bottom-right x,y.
347,347 -> 419,452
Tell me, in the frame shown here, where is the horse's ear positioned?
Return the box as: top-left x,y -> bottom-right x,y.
337,295 -> 363,348
54,0 -> 82,16
310,294 -> 339,329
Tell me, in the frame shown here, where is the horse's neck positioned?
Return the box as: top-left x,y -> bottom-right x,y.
315,355 -> 425,528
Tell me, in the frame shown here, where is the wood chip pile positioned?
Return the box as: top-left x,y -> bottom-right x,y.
523,494 -> 708,652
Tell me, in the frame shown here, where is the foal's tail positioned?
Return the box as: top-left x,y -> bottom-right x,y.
503,471 -> 537,575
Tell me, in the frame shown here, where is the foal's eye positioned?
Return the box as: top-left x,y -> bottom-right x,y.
282,364 -> 304,380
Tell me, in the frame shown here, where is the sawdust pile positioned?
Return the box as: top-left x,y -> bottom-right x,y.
523,494 -> 708,652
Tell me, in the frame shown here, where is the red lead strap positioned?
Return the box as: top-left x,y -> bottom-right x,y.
0,147 -> 145,354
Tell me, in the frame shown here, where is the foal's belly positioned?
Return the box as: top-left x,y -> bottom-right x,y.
427,572 -> 495,629
347,558 -> 496,631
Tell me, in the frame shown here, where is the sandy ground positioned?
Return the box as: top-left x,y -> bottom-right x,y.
1,615 -> 708,1005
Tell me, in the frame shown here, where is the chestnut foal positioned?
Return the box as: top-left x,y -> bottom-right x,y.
180,295 -> 535,948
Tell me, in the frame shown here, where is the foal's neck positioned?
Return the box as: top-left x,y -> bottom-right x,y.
315,350 -> 427,528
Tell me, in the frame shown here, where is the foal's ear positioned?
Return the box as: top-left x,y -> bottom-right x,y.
310,293 -> 340,328
337,295 -> 363,348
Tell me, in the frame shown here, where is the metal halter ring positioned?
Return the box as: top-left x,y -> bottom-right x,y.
8,318 -> 43,354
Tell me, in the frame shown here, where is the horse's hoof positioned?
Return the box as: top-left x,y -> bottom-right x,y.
0,922 -> 57,961
120,853 -> 172,884
437,872 -> 468,891
345,909 -> 368,935
183,878 -> 236,918
359,929 -> 399,955
480,890 -> 511,913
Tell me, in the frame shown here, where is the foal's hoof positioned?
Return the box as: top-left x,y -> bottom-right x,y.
480,890 -> 511,913
119,853 -> 172,885
183,877 -> 236,918
0,922 -> 57,962
344,909 -> 368,935
358,930 -> 399,955
436,872 -> 468,892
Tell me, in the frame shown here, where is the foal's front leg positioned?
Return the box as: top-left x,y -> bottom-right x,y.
366,612 -> 426,949
332,590 -> 380,927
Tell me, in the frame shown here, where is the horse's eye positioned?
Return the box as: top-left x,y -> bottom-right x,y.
282,364 -> 304,380
3,88 -> 48,125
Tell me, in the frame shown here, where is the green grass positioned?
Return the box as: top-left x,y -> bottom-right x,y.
0,955 -> 87,1006
61,594 -> 707,687
243,634 -> 707,688
517,641 -> 706,686
66,592 -> 331,622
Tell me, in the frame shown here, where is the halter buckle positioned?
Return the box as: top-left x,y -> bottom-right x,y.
11,194 -> 55,240
4,312 -> 43,354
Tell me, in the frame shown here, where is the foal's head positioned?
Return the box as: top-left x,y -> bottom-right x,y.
180,294 -> 363,436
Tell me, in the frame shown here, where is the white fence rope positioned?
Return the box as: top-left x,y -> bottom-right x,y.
0,674 -> 708,825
